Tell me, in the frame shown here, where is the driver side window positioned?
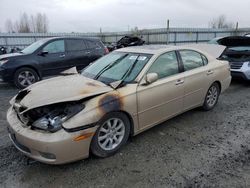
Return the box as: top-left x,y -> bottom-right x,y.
43,40 -> 65,54
147,51 -> 179,79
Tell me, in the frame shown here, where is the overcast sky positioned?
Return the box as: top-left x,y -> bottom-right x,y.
0,0 -> 249,33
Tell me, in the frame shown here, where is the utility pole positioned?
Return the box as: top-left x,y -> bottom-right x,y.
166,19 -> 170,44
235,22 -> 239,36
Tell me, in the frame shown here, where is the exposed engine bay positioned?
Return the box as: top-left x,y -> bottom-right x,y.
14,102 -> 85,133
217,36 -> 250,62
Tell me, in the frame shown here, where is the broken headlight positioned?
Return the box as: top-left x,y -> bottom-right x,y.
30,103 -> 85,133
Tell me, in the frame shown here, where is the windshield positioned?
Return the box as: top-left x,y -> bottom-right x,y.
82,52 -> 152,84
21,39 -> 48,54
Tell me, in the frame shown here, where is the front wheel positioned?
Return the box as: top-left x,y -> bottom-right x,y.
202,82 -> 220,111
14,67 -> 39,89
90,112 -> 130,158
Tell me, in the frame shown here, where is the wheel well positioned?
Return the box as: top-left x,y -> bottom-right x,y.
214,81 -> 221,93
14,66 -> 41,80
118,110 -> 135,137
102,110 -> 135,137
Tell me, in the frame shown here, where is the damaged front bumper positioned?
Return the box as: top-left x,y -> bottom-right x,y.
7,107 -> 97,164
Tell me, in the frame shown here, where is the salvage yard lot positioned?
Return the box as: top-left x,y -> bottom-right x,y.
0,80 -> 250,187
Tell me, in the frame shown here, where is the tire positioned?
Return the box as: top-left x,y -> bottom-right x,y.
14,67 -> 39,89
90,112 -> 130,158
202,82 -> 220,111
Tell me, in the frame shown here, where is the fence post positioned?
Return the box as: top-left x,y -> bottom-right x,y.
4,37 -> 8,47
174,32 -> 177,45
147,33 -> 150,45
166,19 -> 170,44
235,22 -> 239,36
196,32 -> 198,43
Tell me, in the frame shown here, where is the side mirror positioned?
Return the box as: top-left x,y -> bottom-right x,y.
38,51 -> 48,56
141,73 -> 158,85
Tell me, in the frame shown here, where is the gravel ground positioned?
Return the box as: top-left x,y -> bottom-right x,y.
0,80 -> 250,188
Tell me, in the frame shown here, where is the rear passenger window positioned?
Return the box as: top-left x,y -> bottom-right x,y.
66,39 -> 87,51
201,54 -> 208,65
86,40 -> 101,49
179,50 -> 204,71
147,51 -> 179,79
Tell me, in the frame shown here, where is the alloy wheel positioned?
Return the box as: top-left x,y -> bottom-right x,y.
97,118 -> 125,151
206,85 -> 218,107
18,71 -> 36,87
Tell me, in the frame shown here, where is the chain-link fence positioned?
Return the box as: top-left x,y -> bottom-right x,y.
0,27 -> 250,49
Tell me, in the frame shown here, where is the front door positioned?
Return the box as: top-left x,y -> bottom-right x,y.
137,51 -> 185,130
39,39 -> 70,76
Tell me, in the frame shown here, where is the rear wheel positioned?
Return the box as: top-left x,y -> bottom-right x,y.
14,67 -> 39,89
202,82 -> 220,111
91,112 -> 130,158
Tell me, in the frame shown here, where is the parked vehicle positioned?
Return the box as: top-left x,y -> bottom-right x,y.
208,36 -> 250,80
0,37 -> 108,88
107,35 -> 145,51
7,44 -> 231,164
0,46 -> 22,55
0,46 -> 7,55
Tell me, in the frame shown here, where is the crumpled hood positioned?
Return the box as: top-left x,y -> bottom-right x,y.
16,74 -> 113,110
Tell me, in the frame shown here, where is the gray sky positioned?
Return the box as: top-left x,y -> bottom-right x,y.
0,0 -> 249,32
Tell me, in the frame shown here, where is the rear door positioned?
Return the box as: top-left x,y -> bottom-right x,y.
39,39 -> 70,76
85,40 -> 104,63
178,50 -> 212,111
65,39 -> 90,71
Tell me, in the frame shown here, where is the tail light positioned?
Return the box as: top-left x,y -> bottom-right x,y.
104,47 -> 109,54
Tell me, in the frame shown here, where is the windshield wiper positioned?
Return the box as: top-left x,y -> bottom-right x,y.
94,54 -> 128,80
109,56 -> 140,89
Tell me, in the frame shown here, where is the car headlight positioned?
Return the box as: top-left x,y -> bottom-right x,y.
0,59 -> 8,66
31,103 -> 85,133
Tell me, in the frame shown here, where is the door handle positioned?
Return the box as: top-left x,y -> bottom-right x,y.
85,51 -> 91,54
59,54 -> 65,58
207,70 -> 214,75
175,79 -> 184,85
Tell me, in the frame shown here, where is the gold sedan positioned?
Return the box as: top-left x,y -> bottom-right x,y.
7,45 -> 231,164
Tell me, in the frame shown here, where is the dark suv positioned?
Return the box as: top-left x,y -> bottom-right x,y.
0,37 -> 108,88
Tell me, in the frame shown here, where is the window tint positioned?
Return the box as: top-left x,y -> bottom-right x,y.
43,40 -> 65,53
201,54 -> 208,65
66,39 -> 87,51
86,40 -> 101,49
147,51 -> 179,79
179,50 -> 204,71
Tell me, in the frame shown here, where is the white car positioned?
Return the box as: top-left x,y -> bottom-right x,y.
209,36 -> 250,80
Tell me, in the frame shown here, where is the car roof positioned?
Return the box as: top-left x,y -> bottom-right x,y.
116,44 -> 225,60
45,36 -> 100,41
116,45 -> 179,54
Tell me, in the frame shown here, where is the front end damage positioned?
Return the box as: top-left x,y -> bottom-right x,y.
6,75 -> 117,164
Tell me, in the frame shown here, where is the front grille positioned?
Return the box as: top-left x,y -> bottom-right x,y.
230,62 -> 244,69
10,133 -> 31,153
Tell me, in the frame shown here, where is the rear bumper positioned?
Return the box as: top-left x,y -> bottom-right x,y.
7,107 -> 97,164
221,75 -> 232,93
